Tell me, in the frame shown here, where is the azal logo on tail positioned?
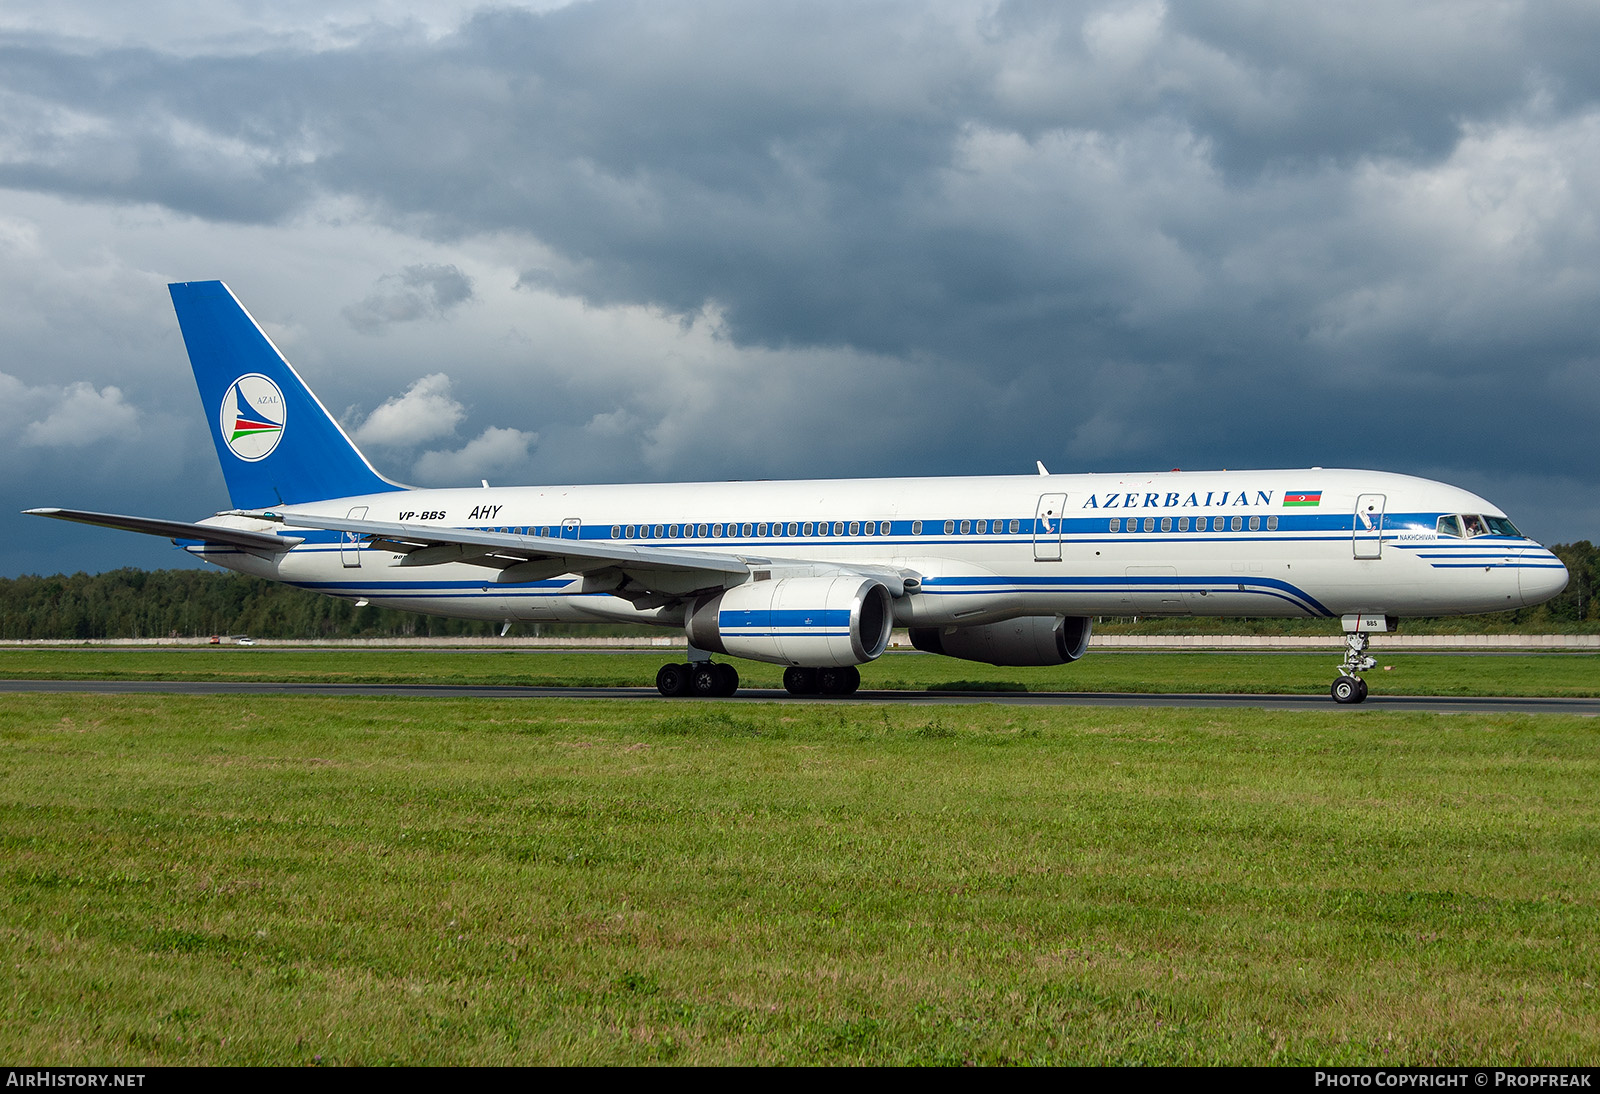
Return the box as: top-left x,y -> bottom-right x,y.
220,374 -> 285,461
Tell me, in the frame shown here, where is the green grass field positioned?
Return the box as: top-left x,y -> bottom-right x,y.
2,692 -> 1597,1064
3,646 -> 1599,696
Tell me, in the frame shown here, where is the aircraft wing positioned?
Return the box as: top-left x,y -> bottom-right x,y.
246,510 -> 755,579
24,507 -> 304,553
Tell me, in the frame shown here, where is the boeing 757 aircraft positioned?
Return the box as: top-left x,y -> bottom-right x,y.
27,281 -> 1570,702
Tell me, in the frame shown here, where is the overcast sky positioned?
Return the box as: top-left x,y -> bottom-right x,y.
3,0 -> 1597,576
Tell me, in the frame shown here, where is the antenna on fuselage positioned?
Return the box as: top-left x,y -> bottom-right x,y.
1036,461 -> 1050,476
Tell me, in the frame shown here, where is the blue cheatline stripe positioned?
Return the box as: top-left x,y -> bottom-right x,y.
917,573 -> 1333,617
1428,563 -> 1557,570
719,609 -> 851,629
1413,553 -> 1520,559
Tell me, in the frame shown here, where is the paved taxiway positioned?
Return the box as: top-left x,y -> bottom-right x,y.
3,679 -> 1595,715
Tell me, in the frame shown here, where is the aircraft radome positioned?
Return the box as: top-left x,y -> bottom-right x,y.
27,281 -> 1570,702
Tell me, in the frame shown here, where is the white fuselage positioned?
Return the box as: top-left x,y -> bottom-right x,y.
191,468 -> 1568,629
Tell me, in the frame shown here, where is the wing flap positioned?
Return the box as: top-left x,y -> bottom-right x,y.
246,510 -> 753,576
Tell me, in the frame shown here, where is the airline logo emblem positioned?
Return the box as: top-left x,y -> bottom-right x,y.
1283,491 -> 1322,507
221,374 -> 285,461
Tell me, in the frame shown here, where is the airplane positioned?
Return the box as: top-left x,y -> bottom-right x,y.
26,281 -> 1570,703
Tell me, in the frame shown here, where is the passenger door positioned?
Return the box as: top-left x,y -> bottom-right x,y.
1353,494 -> 1385,559
1033,494 -> 1066,561
341,506 -> 368,568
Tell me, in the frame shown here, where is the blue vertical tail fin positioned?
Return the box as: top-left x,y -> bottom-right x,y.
169,280 -> 404,509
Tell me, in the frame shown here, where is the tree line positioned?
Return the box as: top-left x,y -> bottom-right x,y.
1,540 -> 1595,640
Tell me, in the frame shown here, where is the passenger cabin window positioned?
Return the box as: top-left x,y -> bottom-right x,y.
1177,517 -> 1188,531
944,520 -> 955,535
1109,518 -> 1120,533
1230,516 -> 1242,531
742,523 -> 753,537
912,520 -> 923,535
960,520 -> 970,535
1249,516 -> 1260,531
1143,518 -> 1154,533
1009,519 -> 1020,533
1160,517 -> 1172,532
611,525 -> 621,538
1267,515 -> 1278,531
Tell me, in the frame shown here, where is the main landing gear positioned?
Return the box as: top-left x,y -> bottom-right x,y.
781,666 -> 861,696
655,660 -> 739,698
650,651 -> 862,699
1331,630 -> 1377,705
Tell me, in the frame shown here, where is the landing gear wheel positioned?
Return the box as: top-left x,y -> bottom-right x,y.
818,666 -> 861,696
783,667 -> 819,695
656,662 -> 690,697
715,663 -> 740,697
691,663 -> 721,697
1331,675 -> 1364,704
1357,677 -> 1369,702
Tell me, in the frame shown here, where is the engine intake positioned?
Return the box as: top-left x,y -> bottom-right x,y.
909,615 -> 1092,667
687,574 -> 894,667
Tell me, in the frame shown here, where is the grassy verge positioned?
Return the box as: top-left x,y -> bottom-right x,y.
2,647 -> 1598,696
2,694 -> 1597,1064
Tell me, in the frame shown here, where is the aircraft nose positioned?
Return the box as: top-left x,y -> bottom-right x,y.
1518,549 -> 1569,606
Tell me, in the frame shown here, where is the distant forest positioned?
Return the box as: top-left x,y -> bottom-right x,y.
2,541 -> 1596,640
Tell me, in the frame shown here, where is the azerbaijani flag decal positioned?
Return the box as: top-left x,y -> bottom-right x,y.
1283,490 -> 1322,507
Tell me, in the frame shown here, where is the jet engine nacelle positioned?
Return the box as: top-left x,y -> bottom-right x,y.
687,574 -> 894,668
909,615 -> 1092,667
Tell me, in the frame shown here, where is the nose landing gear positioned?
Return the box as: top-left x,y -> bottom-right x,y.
1330,625 -> 1381,704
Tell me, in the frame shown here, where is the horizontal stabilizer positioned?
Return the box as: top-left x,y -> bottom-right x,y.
24,508 -> 302,553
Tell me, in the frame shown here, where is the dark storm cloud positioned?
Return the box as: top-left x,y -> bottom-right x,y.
2,0 -> 1597,547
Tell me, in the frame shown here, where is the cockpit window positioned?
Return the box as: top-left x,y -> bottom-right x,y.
1461,514 -> 1488,537
1436,515 -> 1462,538
1485,516 -> 1521,537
